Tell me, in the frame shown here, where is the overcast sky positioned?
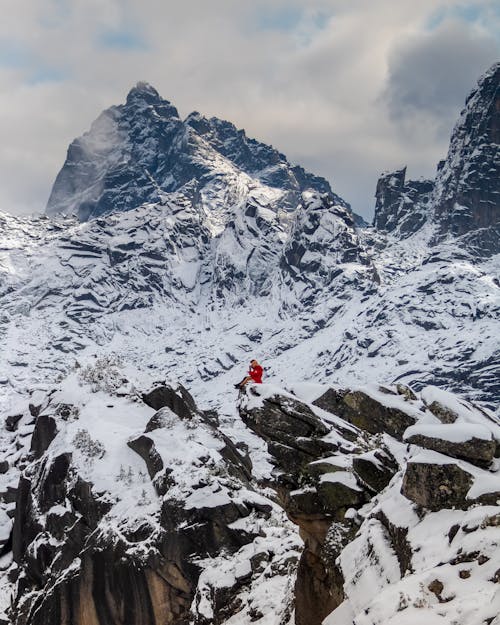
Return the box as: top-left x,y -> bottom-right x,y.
0,0 -> 498,220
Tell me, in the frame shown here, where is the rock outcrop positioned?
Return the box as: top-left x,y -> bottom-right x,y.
238,382 -> 500,625
5,370 -> 293,625
373,167 -> 434,237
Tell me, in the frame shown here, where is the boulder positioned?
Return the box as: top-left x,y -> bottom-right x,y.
316,478 -> 365,513
404,428 -> 496,467
241,391 -> 329,442
5,413 -> 23,432
352,451 -> 396,493
30,415 -> 58,459
313,388 -> 416,439
425,400 -> 458,424
127,435 -> 168,494
401,460 -> 474,511
142,384 -> 198,419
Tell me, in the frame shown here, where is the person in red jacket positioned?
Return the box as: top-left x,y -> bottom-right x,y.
234,359 -> 263,389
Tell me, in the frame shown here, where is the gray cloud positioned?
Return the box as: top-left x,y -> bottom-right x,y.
0,1 -> 498,220
384,19 -> 499,139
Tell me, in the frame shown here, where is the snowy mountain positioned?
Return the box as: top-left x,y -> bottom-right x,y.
0,63 -> 499,624
46,81 -> 346,225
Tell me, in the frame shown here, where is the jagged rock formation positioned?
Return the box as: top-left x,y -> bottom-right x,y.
1,356 -> 499,625
1,57 -> 500,625
373,61 -> 499,256
238,382 -> 500,625
46,82 -> 348,223
433,62 -> 500,252
2,364 -> 298,625
373,168 -> 433,237
1,65 -> 499,415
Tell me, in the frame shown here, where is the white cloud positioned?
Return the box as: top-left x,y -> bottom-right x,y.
0,0 -> 498,218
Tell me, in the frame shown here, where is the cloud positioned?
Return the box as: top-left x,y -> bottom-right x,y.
384,17 -> 499,139
0,0 -> 498,219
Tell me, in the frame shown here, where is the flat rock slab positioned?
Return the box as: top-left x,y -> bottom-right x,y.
313,388 -> 416,440
405,428 -> 495,467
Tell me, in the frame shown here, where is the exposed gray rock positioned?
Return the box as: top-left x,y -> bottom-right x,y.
401,461 -> 474,511
5,413 -> 23,432
373,167 -> 433,237
313,387 -> 416,440
30,414 -> 58,459
142,384 -> 198,420
404,431 -> 496,467
425,400 -> 459,423
433,62 -> 500,256
352,450 -> 397,493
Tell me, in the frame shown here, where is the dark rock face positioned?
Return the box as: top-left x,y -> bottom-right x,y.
239,387 -> 375,625
373,167 -> 434,237
401,461 -> 474,511
282,193 -> 370,287
30,414 -> 58,459
239,388 -> 334,483
352,452 -> 397,493
142,384 -> 198,419
373,63 -> 499,257
425,399 -> 459,423
433,62 -> 500,254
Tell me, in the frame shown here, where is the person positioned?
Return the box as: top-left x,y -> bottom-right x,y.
234,359 -> 263,389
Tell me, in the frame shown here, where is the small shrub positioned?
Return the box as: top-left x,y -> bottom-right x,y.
72,429 -> 105,459
79,354 -> 126,394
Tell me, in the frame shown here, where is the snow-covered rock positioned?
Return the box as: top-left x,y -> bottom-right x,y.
4,364 -> 300,625
238,381 -> 500,625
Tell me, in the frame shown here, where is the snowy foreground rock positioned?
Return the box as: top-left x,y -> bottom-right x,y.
1,361 -> 498,625
239,382 -> 500,625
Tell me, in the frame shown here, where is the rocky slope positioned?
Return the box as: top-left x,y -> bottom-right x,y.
1,361 -> 498,625
239,381 -> 500,625
0,62 -> 499,625
1,361 -> 300,625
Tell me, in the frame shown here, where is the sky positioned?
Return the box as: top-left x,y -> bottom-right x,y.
0,0 -> 498,220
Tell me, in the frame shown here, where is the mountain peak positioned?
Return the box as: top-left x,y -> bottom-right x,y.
45,84 -> 344,221
126,81 -> 162,105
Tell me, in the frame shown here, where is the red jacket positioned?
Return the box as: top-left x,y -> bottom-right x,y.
249,365 -> 263,384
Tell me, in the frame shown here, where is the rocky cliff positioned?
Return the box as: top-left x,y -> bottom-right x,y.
433,62 -> 499,253
1,361 -> 498,625
373,61 -> 499,256
373,168 -> 434,238
239,382 -> 500,625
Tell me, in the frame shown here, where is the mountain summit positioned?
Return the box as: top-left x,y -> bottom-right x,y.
46,83 -> 346,223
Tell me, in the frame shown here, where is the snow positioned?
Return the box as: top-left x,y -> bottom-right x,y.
320,470 -> 362,491
404,422 -> 493,443
467,474 -> 500,500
